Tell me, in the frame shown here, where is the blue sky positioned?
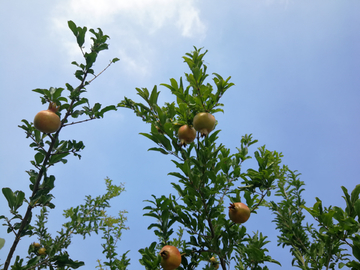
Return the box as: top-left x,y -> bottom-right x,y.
1,1 -> 359,269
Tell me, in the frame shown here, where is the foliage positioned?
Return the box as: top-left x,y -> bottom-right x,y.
120,47 -> 284,269
1,21 -> 359,270
268,172 -> 360,269
120,47 -> 360,270
0,21 -> 127,270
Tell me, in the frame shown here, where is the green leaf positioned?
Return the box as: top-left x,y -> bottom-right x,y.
140,133 -> 157,144
148,147 -> 169,155
346,260 -> 360,269
85,51 -> 97,68
14,191 -> 25,210
99,105 -> 117,117
149,86 -> 159,107
136,87 -> 150,101
93,102 -> 101,112
2,187 -> 15,209
342,186 -> 353,216
190,236 -> 198,246
35,152 -> 44,165
352,243 -> 360,261
351,184 -> 360,204
68,20 -> 78,36
158,135 -> 172,151
0,238 -> 5,250
52,87 -> 65,100
77,26 -> 87,48
354,199 -> 360,220
49,152 -> 70,165
32,88 -> 48,95
53,253 -> 85,269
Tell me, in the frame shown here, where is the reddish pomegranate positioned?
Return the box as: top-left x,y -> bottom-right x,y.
34,102 -> 61,133
228,202 -> 251,224
178,125 -> 196,146
160,245 -> 181,270
193,112 -> 215,137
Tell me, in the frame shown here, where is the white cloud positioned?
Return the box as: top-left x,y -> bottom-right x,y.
50,0 -> 206,77
176,2 -> 207,38
56,0 -> 206,36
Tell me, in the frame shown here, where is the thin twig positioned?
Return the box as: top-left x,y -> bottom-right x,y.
87,60 -> 115,84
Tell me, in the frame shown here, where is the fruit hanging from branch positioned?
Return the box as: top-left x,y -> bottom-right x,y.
38,247 -> 46,255
159,245 -> 181,270
193,112 -> 215,137
178,125 -> 196,146
33,102 -> 61,133
228,202 -> 251,224
32,242 -> 41,248
210,256 -> 220,269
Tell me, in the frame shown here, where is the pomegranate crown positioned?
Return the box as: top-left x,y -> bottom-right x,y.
48,101 -> 60,113
160,250 -> 169,259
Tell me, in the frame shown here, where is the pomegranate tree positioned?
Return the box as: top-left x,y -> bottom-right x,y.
193,112 -> 215,137
33,102 -> 61,133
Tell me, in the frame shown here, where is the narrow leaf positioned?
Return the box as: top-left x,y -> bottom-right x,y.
68,21 -> 78,36
351,184 -> 360,204
148,147 -> 169,155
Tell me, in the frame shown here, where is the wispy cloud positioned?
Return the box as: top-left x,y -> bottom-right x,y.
50,0 -> 206,77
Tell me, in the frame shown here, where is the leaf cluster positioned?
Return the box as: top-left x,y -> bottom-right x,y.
269,171 -> 360,269
1,21 -> 124,270
120,48 -> 287,270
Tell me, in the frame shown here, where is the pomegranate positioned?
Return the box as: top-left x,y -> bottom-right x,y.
193,112 -> 215,137
228,202 -> 250,224
159,245 -> 181,270
210,256 -> 219,269
38,247 -> 46,255
33,242 -> 41,248
34,102 -> 61,133
178,125 -> 196,146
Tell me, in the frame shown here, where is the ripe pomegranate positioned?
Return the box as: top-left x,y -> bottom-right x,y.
193,112 -> 215,137
38,247 -> 46,255
159,245 -> 181,270
34,102 -> 61,133
178,125 -> 196,146
228,202 -> 251,224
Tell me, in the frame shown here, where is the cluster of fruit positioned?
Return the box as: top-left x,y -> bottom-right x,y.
33,106 -> 251,270
178,112 -> 216,146
32,242 -> 46,256
160,203 -> 250,270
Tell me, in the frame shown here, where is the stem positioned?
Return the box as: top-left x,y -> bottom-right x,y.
63,117 -> 95,127
250,189 -> 268,212
195,140 -> 227,270
4,72 -> 88,269
87,60 -> 115,84
4,133 -> 58,270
